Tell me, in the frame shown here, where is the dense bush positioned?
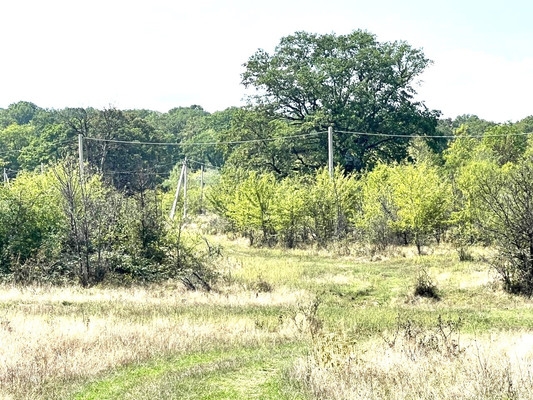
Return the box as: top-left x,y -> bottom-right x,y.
208,162 -> 452,251
0,164 -> 218,286
468,157 -> 533,294
0,170 -> 65,277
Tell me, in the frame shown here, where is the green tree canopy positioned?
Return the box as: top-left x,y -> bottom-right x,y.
5,101 -> 40,125
219,107 -> 324,177
242,30 -> 440,172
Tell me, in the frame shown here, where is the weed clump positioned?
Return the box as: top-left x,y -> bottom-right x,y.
291,316 -> 533,400
457,246 -> 475,262
383,314 -> 463,359
291,297 -> 322,339
414,268 -> 440,300
252,276 -> 273,293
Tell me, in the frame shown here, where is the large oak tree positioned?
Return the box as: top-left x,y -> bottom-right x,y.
241,30 -> 440,172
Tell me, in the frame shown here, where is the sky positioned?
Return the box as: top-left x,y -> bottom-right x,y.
1,0 -> 532,123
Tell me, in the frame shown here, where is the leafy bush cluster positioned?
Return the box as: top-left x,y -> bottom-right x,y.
208,161 -> 451,253
0,163 -> 218,286
208,167 -> 359,248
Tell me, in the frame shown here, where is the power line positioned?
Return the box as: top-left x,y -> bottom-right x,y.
83,131 -> 327,146
83,128 -> 533,148
2,128 -> 529,162
336,130 -> 533,139
187,158 -> 221,170
101,170 -> 172,176
0,137 -> 74,158
83,138 -> 180,146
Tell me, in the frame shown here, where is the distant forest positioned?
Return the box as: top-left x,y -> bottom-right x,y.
2,100 -> 531,182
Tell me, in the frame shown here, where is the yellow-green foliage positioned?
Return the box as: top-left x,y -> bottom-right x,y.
451,158 -> 500,243
6,168 -> 64,232
356,162 -> 452,251
208,167 -> 360,246
271,176 -> 308,248
357,163 -> 397,247
480,124 -> 528,165
389,162 -> 452,251
0,168 -> 65,270
443,124 -> 482,172
305,167 -> 359,244
227,171 -> 277,243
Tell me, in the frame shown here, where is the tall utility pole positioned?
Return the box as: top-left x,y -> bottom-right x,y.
78,134 -> 84,181
200,165 -> 204,214
182,161 -> 188,219
328,125 -> 334,178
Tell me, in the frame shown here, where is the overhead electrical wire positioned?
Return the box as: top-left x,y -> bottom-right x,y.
83,131 -> 326,146
81,127 -> 533,177
4,126 -> 533,178
82,128 -> 533,148
0,137 -> 74,158
1,120 -> 532,161
336,130 -> 533,139
101,170 -> 172,176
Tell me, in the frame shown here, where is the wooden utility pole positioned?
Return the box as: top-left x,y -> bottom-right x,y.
78,134 -> 84,181
200,165 -> 204,214
183,161 -> 188,219
328,125 -> 334,178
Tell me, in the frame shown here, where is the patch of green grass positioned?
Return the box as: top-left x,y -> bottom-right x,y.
70,351 -> 225,400
216,236 -> 533,337
69,344 -> 305,400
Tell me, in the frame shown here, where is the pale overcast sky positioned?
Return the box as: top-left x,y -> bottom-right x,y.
0,0 -> 532,122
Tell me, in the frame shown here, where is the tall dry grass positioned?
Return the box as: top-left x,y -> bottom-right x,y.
291,330 -> 533,399
0,283 -> 307,399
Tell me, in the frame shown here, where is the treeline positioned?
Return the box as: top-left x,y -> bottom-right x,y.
0,101 -> 227,188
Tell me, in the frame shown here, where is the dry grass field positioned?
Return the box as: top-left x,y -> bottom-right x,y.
1,238 -> 533,399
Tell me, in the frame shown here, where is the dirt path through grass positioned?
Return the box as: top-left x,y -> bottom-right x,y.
70,343 -> 305,400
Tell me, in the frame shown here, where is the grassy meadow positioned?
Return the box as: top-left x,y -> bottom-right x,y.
1,237 -> 533,399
